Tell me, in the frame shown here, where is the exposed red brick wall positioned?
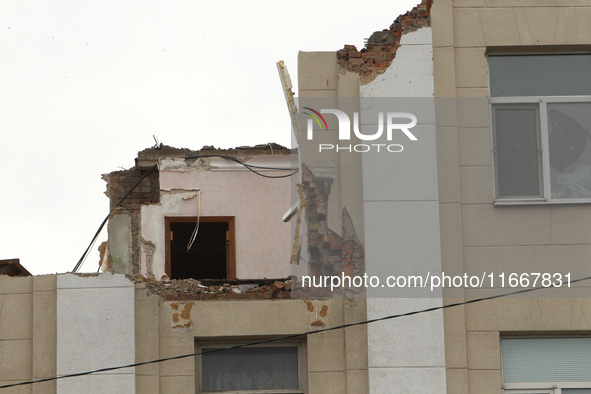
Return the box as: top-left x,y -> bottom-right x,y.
302,166 -> 364,282
337,0 -> 433,84
103,168 -> 160,211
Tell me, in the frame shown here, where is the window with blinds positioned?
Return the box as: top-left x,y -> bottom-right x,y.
196,340 -> 306,394
501,337 -> 591,393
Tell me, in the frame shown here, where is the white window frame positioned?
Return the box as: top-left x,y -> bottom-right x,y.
503,389 -> 556,394
195,339 -> 307,394
491,95 -> 591,205
501,336 -> 591,394
503,382 -> 591,393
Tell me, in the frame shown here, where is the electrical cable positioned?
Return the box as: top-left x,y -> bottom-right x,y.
186,191 -> 201,252
186,153 -> 296,171
71,153 -> 298,272
3,274 -> 591,389
71,164 -> 158,273
184,154 -> 298,178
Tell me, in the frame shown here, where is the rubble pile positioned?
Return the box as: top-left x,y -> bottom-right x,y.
128,276 -> 292,300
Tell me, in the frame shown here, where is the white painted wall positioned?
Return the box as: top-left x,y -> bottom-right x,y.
362,28 -> 435,98
360,27 -> 447,393
140,156 -> 292,280
108,213 -> 132,274
56,273 -> 135,394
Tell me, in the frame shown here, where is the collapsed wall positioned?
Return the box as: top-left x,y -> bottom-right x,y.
337,0 -> 433,84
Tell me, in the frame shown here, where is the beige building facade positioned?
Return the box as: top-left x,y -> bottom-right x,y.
0,273 -> 369,393
436,1 -> 591,393
3,1 -> 591,393
297,0 -> 591,393
0,145 -> 370,394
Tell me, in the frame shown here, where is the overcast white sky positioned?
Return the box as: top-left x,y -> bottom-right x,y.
0,0 -> 419,275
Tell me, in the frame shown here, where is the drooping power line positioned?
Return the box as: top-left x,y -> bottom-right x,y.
2,275 -> 591,390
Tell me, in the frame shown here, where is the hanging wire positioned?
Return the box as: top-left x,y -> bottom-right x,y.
2,274 -> 591,390
72,153 -> 297,273
186,191 -> 202,252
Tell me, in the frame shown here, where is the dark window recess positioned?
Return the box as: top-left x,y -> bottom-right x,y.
166,217 -> 236,280
201,346 -> 299,391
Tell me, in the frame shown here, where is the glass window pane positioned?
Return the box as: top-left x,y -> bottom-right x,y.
202,346 -> 299,391
493,104 -> 542,198
548,103 -> 591,199
490,54 -> 591,97
502,338 -> 591,383
563,390 -> 591,394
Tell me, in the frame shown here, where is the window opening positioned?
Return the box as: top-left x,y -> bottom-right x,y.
165,217 -> 235,280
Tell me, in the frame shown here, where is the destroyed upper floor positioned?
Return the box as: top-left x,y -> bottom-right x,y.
101,144 -> 295,283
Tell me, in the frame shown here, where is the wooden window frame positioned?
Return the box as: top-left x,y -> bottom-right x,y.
165,216 -> 236,280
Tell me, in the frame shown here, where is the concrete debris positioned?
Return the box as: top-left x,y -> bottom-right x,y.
128,275 -> 292,300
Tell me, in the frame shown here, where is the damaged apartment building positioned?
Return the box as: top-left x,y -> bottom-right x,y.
3,0 -> 591,393
101,144 -> 294,283
296,0 -> 591,392
0,142 -> 370,393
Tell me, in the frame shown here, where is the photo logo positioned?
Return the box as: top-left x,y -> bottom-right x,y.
303,107 -> 328,132
303,108 -> 418,153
